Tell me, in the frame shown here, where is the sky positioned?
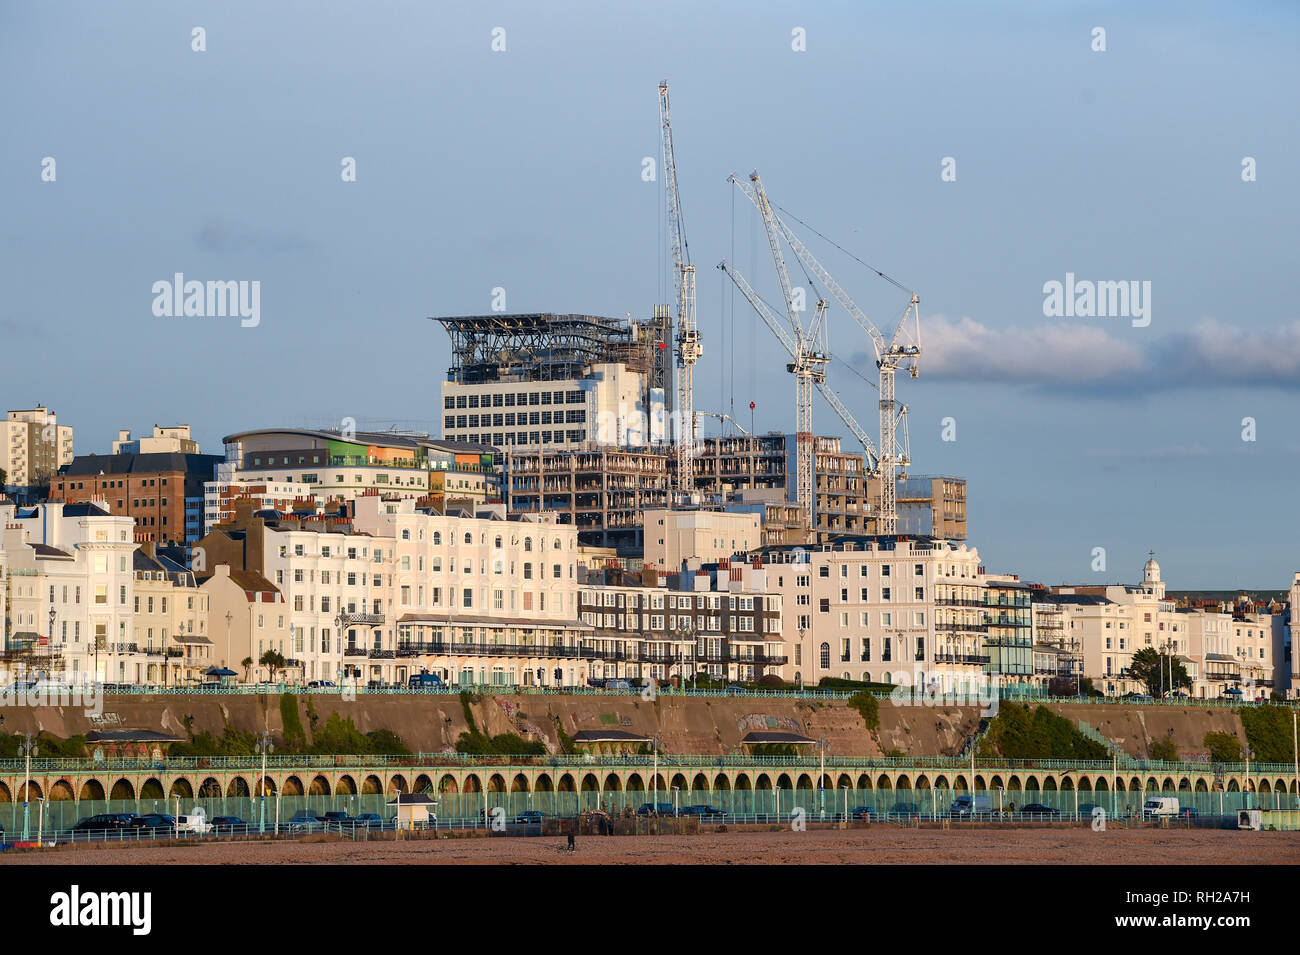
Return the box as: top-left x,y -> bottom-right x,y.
2,1 -> 1297,588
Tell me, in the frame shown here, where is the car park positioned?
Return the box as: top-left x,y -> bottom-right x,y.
72,813 -> 137,834
1020,803 -> 1061,818
351,813 -> 385,829
211,816 -> 248,834
128,813 -> 177,835
288,811 -> 324,832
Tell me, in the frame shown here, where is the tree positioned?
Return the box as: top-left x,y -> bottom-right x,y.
0,466 -> 7,488
259,649 -> 286,682
241,656 -> 253,682
1128,647 -> 1191,697
1203,731 -> 1243,763
1148,736 -> 1179,762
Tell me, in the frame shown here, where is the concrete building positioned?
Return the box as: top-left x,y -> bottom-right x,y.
641,508 -> 761,572
113,425 -> 199,455
693,434 -> 871,537
201,564 -> 290,682
894,475 -> 968,539
435,312 -> 671,452
761,536 -> 986,690
2,406 -> 74,496
504,445 -> 670,551
983,575 -> 1033,686
722,488 -> 812,548
221,428 -> 499,507
52,451 -> 223,546
202,474 -> 316,536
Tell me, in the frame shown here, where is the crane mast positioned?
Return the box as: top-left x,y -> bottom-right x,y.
728,172 -> 921,535
659,81 -> 699,504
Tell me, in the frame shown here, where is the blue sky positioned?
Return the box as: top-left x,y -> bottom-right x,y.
3,1 -> 1297,588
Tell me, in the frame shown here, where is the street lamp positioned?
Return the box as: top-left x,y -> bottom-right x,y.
255,732 -> 273,834
20,733 -> 37,841
224,609 -> 232,671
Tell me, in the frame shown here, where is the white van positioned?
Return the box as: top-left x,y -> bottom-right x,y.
177,809 -> 212,834
1143,796 -> 1180,819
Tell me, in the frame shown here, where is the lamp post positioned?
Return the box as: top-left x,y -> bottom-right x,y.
47,607 -> 56,678
224,610 -> 232,671
652,733 -> 660,807
20,733 -> 37,841
255,732 -> 273,834
818,734 -> 827,820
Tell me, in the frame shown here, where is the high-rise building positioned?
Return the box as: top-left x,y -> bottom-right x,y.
2,406 -> 74,495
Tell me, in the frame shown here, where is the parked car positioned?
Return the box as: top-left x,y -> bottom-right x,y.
1178,806 -> 1200,819
72,813 -> 137,833
351,813 -> 385,829
679,804 -> 726,818
890,802 -> 921,816
849,806 -> 877,821
288,811 -> 324,832
408,673 -> 445,689
129,813 -> 177,835
211,815 -> 248,834
1020,803 -> 1061,818
949,795 -> 991,817
636,802 -> 677,817
514,810 -> 545,825
320,811 -> 353,827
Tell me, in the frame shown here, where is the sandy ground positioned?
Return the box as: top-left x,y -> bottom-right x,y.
5,826 -> 1297,865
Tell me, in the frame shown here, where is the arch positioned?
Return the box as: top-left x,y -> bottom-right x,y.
1115,777 -> 1128,793
877,774 -> 893,792
438,774 -> 460,794
625,773 -> 645,792
934,775 -> 951,791
109,778 -> 134,801
534,774 -> 554,793
915,775 -> 931,791
1227,779 -> 1240,793
1128,776 -> 1142,792
282,775 -> 304,796
1094,778 -> 1109,793
1145,776 -> 1160,792
796,774 -> 813,791
309,775 -> 332,797
1042,777 -> 1057,793
896,774 -> 912,792
672,773 -> 690,792
755,774 -> 773,791
388,774 -> 409,795
988,775 -> 1003,791
776,773 -> 793,791
1060,777 -> 1074,792
49,779 -> 76,801
199,777 -> 221,798
1161,777 -> 1175,793
227,776 -> 250,798
0,781 -> 11,803
836,773 -> 852,790
713,774 -> 731,791
255,776 -> 277,797
336,774 -> 356,795
17,780 -> 44,801
603,773 -> 622,792
362,774 -> 384,795
973,774 -> 986,791
1178,777 -> 1193,793
1023,775 -> 1040,793
952,774 -> 969,793
169,778 -> 194,799
1258,779 -> 1272,795
857,773 -> 874,790
1195,779 -> 1208,793
558,773 -> 576,793
580,773 -> 600,793
487,773 -> 506,794
140,778 -> 165,800
511,773 -> 530,794
1006,776 -> 1022,793
650,773 -> 668,793
737,773 -> 754,791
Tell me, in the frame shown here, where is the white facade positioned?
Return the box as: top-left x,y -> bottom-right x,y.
441,363 -> 662,451
642,508 -> 762,572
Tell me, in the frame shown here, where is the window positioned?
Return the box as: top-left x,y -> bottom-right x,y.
819,642 -> 830,670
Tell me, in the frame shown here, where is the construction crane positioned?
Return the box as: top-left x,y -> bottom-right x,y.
695,410 -> 751,436
717,260 -> 876,523
659,80 -> 700,505
729,171 -> 921,534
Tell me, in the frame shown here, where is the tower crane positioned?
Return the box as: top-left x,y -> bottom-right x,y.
729,171 -> 921,534
717,260 -> 876,524
659,80 -> 700,504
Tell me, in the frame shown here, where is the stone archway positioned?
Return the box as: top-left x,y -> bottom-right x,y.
109,779 -> 134,801
169,778 -> 194,799
336,775 -> 357,795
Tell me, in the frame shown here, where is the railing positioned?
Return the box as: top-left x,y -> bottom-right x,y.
934,653 -> 991,665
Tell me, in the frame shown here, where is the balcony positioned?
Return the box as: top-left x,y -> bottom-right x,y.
337,612 -> 385,626
933,653 -> 991,666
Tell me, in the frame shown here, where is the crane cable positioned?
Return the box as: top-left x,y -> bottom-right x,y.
775,203 -> 915,296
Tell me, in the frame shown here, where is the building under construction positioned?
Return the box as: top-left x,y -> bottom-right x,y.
434,311 -> 673,453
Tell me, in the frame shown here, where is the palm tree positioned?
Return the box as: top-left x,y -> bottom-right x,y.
260,649 -> 286,683
241,656 -> 253,683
